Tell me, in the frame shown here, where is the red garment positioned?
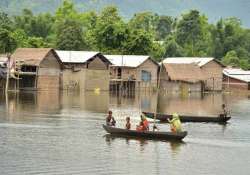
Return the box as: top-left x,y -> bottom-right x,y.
136,125 -> 143,131
143,120 -> 149,131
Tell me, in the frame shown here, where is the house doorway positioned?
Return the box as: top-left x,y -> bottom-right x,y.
19,75 -> 36,90
117,67 -> 122,79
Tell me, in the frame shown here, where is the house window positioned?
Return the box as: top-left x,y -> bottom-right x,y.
21,65 -> 37,72
141,70 -> 151,82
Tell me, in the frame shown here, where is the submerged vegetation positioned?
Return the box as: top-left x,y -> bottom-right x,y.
0,0 -> 250,69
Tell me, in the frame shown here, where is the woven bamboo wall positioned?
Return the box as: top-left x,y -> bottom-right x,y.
201,61 -> 223,91
37,51 -> 60,90
85,69 -> 109,91
61,69 -> 86,90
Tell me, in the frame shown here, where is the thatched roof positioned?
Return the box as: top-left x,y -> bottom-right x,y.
163,63 -> 204,83
163,57 -> 225,67
11,48 -> 57,66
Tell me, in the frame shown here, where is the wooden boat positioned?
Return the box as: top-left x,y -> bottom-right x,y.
142,112 -> 231,123
103,124 -> 187,141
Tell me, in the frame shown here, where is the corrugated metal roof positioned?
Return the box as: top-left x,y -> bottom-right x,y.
163,57 -> 214,67
56,50 -> 99,63
0,55 -> 7,68
223,68 -> 250,82
105,55 -> 150,67
0,54 -> 8,64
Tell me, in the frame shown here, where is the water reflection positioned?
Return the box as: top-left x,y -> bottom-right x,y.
158,92 -> 226,115
104,133 -> 185,158
61,91 -> 109,113
169,141 -> 185,156
0,90 -> 250,175
1,91 -> 110,117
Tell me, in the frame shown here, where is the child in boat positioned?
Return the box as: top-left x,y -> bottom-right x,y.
125,117 -> 131,130
168,113 -> 182,132
106,110 -> 116,126
153,124 -> 159,132
220,104 -> 228,118
136,121 -> 144,131
141,115 -> 149,131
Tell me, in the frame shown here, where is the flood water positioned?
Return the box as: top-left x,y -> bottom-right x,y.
0,90 -> 250,175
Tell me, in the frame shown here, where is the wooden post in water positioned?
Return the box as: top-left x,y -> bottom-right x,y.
5,54 -> 10,94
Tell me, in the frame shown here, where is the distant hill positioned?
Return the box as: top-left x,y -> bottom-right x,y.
1,0 -> 250,27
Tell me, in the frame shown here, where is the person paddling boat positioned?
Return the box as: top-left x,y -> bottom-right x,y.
168,113 -> 182,132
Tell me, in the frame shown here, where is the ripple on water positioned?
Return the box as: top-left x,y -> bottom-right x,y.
1,92 -> 250,175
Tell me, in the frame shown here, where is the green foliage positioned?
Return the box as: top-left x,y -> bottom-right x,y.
155,15 -> 173,40
89,6 -> 128,53
124,29 -> 153,55
0,12 -> 17,52
129,12 -> 157,32
0,1 -> 250,69
163,37 -> 183,57
11,29 -> 29,47
27,37 -> 48,48
149,42 -> 164,61
176,10 -> 211,57
0,28 -> 17,53
0,12 -> 13,30
239,59 -> 250,70
2,0 -> 250,27
56,19 -> 86,50
222,50 -> 239,66
14,9 -> 54,38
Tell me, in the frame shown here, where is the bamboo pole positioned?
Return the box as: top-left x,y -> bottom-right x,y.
153,61 -> 163,125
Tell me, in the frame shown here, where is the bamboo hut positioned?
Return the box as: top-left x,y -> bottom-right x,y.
223,68 -> 250,90
106,55 -> 159,91
10,48 -> 61,91
161,57 -> 225,92
56,50 -> 111,91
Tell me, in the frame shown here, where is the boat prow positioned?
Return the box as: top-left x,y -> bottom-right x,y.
103,124 -> 187,141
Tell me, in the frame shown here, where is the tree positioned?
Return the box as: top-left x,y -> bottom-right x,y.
222,50 -> 240,67
89,6 -> 129,53
239,59 -> 250,70
0,12 -> 16,53
210,19 -> 225,59
14,9 -> 33,34
150,42 -> 165,61
129,12 -> 158,32
55,0 -> 79,23
176,10 -> 211,56
11,29 -> 29,47
56,19 -> 86,50
14,9 -> 54,40
123,29 -> 154,55
163,39 -> 183,57
27,37 -> 48,48
0,12 -> 13,30
54,0 -> 88,50
155,15 -> 173,40
29,13 -> 54,38
0,28 -> 17,53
